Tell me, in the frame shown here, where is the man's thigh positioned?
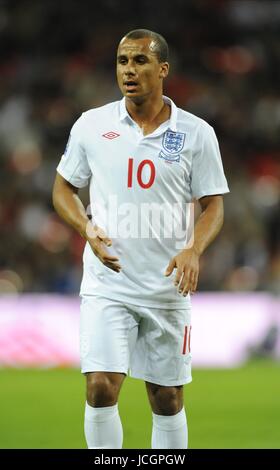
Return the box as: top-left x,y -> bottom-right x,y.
80,295 -> 138,374
130,305 -> 192,386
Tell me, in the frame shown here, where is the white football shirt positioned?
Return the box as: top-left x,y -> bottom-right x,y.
57,96 -> 229,308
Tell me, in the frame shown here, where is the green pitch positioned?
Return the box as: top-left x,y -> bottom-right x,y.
0,359 -> 279,448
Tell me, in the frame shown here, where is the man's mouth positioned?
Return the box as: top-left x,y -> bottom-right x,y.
124,81 -> 138,92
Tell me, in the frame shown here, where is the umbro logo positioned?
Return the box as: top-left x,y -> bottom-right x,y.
102,131 -> 120,140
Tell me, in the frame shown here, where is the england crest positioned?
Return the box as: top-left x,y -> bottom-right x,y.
162,131 -> 185,154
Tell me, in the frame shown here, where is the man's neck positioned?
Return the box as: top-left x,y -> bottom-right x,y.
125,94 -> 171,135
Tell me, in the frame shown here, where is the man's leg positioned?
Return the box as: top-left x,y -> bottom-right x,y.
145,382 -> 188,449
84,371 -> 126,449
80,296 -> 138,448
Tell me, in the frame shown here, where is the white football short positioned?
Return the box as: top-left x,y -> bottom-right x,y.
80,295 -> 192,387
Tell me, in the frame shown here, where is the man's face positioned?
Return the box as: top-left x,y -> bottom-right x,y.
116,37 -> 169,102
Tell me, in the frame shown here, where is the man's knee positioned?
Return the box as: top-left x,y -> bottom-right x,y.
146,383 -> 184,415
86,372 -> 125,407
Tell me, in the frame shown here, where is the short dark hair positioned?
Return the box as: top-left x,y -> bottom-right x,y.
123,29 -> 169,63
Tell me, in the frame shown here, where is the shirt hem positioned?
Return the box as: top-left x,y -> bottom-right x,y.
194,187 -> 230,200
79,291 -> 191,310
56,166 -> 89,189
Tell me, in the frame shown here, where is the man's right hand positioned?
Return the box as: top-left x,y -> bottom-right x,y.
86,223 -> 121,273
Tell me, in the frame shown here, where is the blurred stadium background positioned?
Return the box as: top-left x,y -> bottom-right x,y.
0,0 -> 279,449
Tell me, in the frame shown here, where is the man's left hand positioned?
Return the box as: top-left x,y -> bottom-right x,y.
164,248 -> 200,295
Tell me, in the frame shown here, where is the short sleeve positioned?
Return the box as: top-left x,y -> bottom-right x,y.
56,113 -> 91,188
190,122 -> 229,200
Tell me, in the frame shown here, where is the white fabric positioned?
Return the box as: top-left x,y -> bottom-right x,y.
57,96 -> 229,308
152,407 -> 188,449
80,295 -> 192,386
84,402 -> 123,449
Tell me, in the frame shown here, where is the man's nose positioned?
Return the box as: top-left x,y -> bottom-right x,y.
124,61 -> 136,75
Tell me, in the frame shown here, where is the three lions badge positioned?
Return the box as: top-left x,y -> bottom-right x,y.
159,131 -> 185,163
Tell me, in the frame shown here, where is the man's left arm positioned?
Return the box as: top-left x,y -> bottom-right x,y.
165,195 -> 224,295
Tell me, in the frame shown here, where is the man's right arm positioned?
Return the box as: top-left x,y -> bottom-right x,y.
52,172 -> 121,272
52,173 -> 90,239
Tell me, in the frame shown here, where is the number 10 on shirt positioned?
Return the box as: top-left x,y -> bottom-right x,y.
127,158 -> 156,189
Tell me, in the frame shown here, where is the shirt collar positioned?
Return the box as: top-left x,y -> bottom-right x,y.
119,95 -> 178,132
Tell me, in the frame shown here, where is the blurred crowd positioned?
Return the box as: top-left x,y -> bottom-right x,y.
0,0 -> 279,294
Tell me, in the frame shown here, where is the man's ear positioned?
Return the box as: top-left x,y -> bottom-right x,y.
159,62 -> 169,79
